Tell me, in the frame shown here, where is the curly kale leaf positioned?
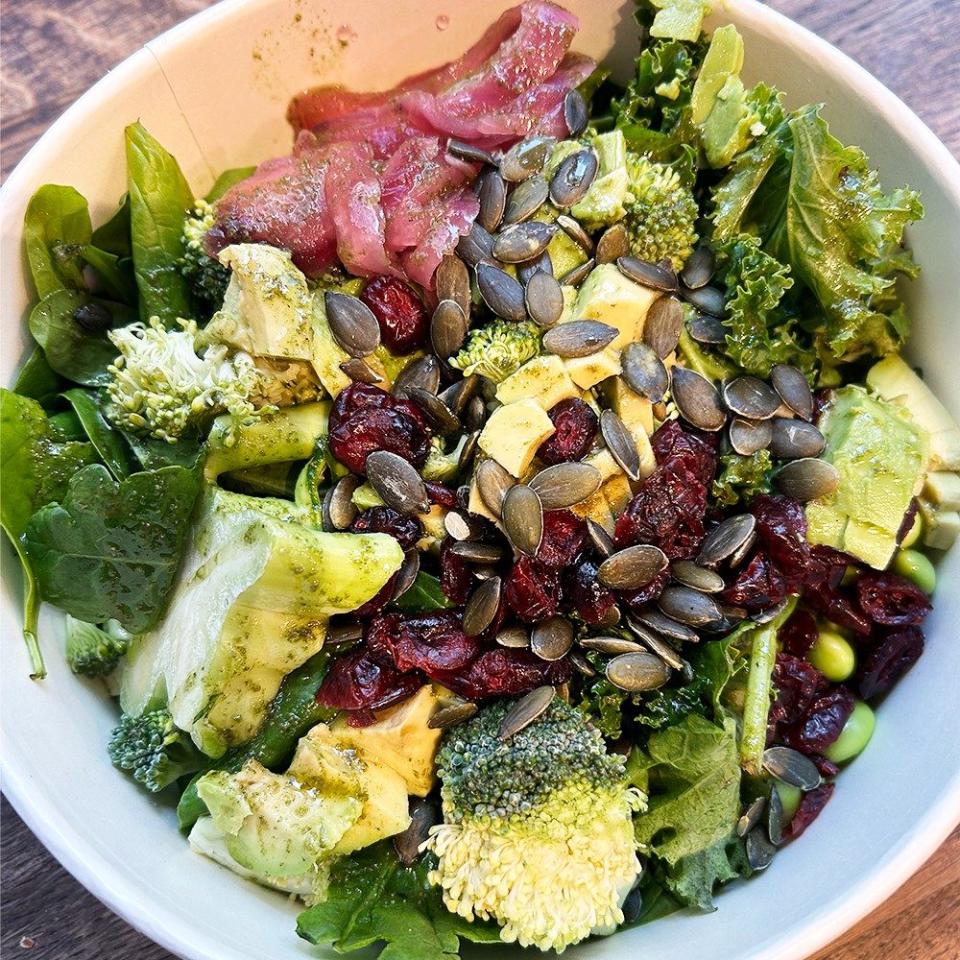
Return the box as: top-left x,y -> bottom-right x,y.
664,832 -> 750,911
712,450 -> 774,507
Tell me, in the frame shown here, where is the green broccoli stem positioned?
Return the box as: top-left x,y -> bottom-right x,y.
177,649 -> 336,830
739,597 -> 797,775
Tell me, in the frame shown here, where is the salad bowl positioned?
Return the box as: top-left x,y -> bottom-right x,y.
1,2 -> 959,960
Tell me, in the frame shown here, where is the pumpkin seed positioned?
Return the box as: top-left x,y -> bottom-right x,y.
428,700 -> 479,729
457,430 -> 480,473
729,417 -> 772,456
679,248 -> 715,289
447,139 -> 497,166
327,620 -> 364,645
775,458 -> 840,501
745,828 -> 776,871
626,619 -> 685,669
727,530 -> 756,570
617,255 -> 678,292
504,175 -> 549,224
542,320 -> 618,358
643,296 -> 684,359
500,136 -> 555,182
752,597 -> 789,625
393,797 -> 440,865
658,585 -> 723,627
498,685 -> 555,739
563,88 -> 589,137
769,418 -> 826,460
472,564 -> 499,582
444,511 -> 475,542
517,249 -> 553,284
580,636 -> 645,655
737,797 -> 766,838
407,386 -> 461,436
587,518 -> 615,557
599,409 -> 641,480
559,257 -> 595,287
621,342 -> 669,403
366,451 -> 429,515
393,550 -> 421,601
340,357 -> 383,384
456,222 -> 495,266
762,746 -> 823,791
434,254 -> 471,319
606,652 -> 671,692
549,149 -> 599,207
555,214 -> 594,254
671,366 -> 727,431
393,354 -> 441,395
324,291 -> 380,358
621,884 -> 643,925
477,169 -> 507,232
528,461 -> 602,509
599,605 -> 622,628
477,262 -> 527,321
524,270 -> 565,327
464,397 -> 487,432
569,650 -> 596,676
463,576 -> 502,636
723,376 -> 782,421
671,560 -> 725,594
771,363 -> 814,421
502,483 -> 544,555
476,458 -> 515,515
697,514 -> 757,567
493,221 -> 556,264
431,298 -> 468,358
598,544 -> 668,590
681,283 -> 726,317
496,625 -> 530,649
687,312 -> 727,346
449,540 -> 506,564
438,374 -> 480,416
327,475 -> 360,530
632,608 -> 699,643
531,617 -> 575,661
595,222 -> 629,264
767,783 -> 785,846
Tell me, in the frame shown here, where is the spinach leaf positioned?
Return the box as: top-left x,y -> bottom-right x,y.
125,122 -> 194,325
61,388 -> 133,480
13,347 -> 67,407
23,461 -> 202,634
205,166 -> 256,203
392,572 -> 453,613
47,410 -> 86,440
90,194 -> 131,257
122,430 -> 203,471
22,184 -> 93,298
28,289 -> 133,386
297,842 -> 499,960
1,389 -> 98,676
81,244 -> 138,305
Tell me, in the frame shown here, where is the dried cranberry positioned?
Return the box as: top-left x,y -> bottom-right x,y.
803,545 -> 853,592
620,568 -> 670,609
750,494 -> 809,591
780,609 -> 819,657
316,648 -> 422,713
563,560 -> 616,624
769,654 -> 824,728
719,552 -> 788,611
896,499 -> 919,546
439,537 -> 472,604
537,511 -> 588,569
805,583 -> 873,637
857,627 -> 924,700
425,481 -> 458,508
367,610 -> 479,674
783,783 -> 835,841
504,555 -> 561,622
784,686 -> 855,754
855,571 -> 932,627
360,276 -> 428,354
350,506 -> 423,549
329,382 -> 397,427
536,399 -> 598,465
809,754 -> 841,779
650,420 -> 718,487
352,574 -> 398,618
436,648 -> 573,700
812,389 -> 833,422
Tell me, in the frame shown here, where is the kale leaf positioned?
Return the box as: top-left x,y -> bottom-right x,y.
712,449 -> 774,507
392,572 -> 453,613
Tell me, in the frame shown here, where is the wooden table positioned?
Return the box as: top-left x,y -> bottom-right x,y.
1,1 -> 958,958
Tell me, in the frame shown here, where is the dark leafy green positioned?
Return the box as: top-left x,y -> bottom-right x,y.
204,166 -> 257,203
392,572 -> 453,613
61,388 -> 134,480
122,430 -> 203,471
22,185 -> 93,298
125,122 -> 194,324
665,833 -> 749,911
81,244 -> 138,305
712,449 -> 774,507
90,194 -> 132,257
23,461 -> 201,634
13,348 -> 66,407
296,843 -> 500,960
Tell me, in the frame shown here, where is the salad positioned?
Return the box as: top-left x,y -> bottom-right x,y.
4,0 -> 959,955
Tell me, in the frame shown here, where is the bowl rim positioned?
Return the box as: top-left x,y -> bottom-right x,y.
2,2 -> 959,959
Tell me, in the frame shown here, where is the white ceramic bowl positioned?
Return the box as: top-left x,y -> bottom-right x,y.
2,2 -> 959,958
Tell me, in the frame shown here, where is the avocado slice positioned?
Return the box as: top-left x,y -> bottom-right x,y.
572,263 -> 661,350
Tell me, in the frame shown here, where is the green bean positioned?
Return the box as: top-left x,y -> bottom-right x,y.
809,627 -> 856,682
824,700 -> 875,764
893,548 -> 936,595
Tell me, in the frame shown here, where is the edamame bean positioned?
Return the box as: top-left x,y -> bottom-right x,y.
824,700 -> 875,764
809,627 -> 856,682
774,781 -> 802,824
900,512 -> 923,549
893,548 -> 936,595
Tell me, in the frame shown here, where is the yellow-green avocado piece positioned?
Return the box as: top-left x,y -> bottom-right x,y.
806,385 -> 928,569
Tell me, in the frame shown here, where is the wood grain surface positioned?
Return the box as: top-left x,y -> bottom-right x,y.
1,1 -> 958,959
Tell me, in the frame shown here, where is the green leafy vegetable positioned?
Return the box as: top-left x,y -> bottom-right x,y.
392,572 -> 453,613
0,389 -> 97,676
648,0 -> 711,42
13,348 -> 66,407
90,194 -> 132,257
665,833 -> 748,910
296,843 -> 500,960
125,122 -> 194,324
65,615 -> 130,677
205,166 -> 256,203
81,244 -> 138,305
23,185 -> 93,298
61,388 -> 134,480
712,449 -> 774,507
22,461 -> 201,634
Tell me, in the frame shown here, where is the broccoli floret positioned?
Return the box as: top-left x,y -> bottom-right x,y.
106,317 -> 271,443
449,319 -> 541,383
108,708 -> 207,792
422,434 -> 469,482
423,698 -> 645,953
181,200 -> 230,311
624,152 -> 699,268
65,615 -> 130,677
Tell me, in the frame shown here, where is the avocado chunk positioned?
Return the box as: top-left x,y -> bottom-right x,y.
571,131 -> 630,229
572,263 -> 661,350
806,386 -> 929,569
478,399 -> 556,478
495,354 -> 579,410
564,346 -> 622,389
